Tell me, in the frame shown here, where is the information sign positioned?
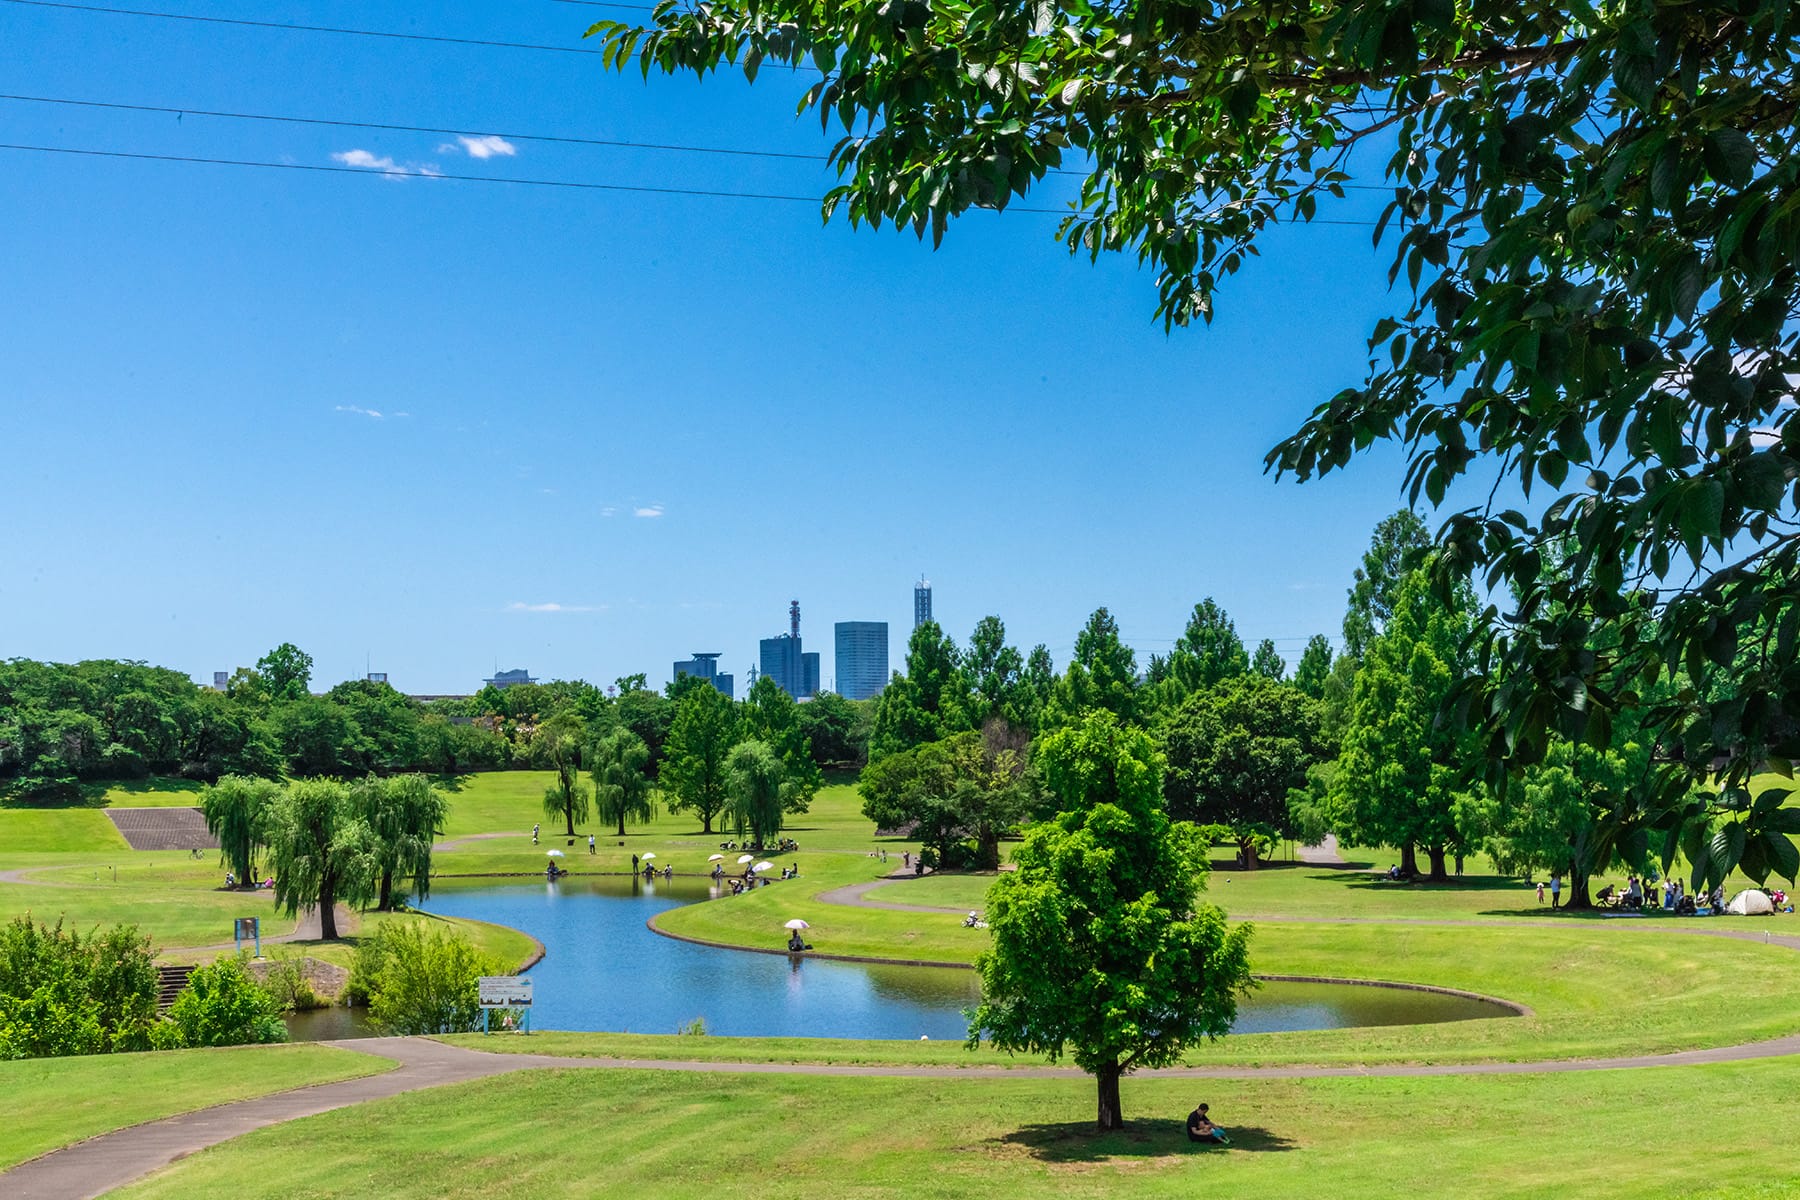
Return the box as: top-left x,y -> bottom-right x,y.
478,977 -> 533,1008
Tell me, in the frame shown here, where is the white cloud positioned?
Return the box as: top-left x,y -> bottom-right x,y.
599,506 -> 618,518
506,601 -> 606,614
332,149 -> 442,178
634,504 -> 665,519
334,405 -> 409,420
439,135 -> 517,160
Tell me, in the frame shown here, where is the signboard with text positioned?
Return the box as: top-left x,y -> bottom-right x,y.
478,977 -> 533,1009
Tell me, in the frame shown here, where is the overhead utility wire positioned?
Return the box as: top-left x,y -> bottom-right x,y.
0,93 -> 1398,191
0,0 -> 633,51
0,94 -> 825,163
0,141 -> 1385,226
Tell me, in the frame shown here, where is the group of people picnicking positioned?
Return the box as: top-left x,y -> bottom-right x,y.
1530,872 -> 1793,915
220,872 -> 274,891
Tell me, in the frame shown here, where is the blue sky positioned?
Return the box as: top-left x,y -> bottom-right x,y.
1,0 -> 1435,694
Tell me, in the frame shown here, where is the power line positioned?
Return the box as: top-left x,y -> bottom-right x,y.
0,93 -> 1404,193
0,93 -> 827,163
0,0 -> 640,52
0,139 -> 1387,225
0,140 -> 1075,211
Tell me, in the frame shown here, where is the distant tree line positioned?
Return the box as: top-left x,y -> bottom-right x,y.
0,644 -> 874,802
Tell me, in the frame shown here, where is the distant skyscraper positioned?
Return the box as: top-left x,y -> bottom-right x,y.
672,652 -> 734,698
759,600 -> 819,699
484,668 -> 537,689
914,576 -> 933,629
834,622 -> 889,701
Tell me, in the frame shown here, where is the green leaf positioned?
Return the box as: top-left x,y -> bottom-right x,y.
1679,479 -> 1725,553
1702,128 -> 1756,188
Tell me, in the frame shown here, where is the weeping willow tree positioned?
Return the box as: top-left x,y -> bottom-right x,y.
589,728 -> 655,837
726,740 -> 788,846
200,775 -> 281,885
353,774 -> 448,911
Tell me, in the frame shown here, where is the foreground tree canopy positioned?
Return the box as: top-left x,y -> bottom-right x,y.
591,2 -> 1800,801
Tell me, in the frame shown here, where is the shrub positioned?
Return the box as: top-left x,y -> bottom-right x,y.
261,953 -> 324,1012
162,957 -> 287,1048
354,922 -> 503,1035
0,916 -> 157,1058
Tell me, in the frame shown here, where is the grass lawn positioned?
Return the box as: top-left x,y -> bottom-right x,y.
110,1057 -> 1800,1200
0,808 -> 132,855
0,1043 -> 390,1170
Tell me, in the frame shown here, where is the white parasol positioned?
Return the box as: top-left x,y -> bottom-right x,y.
545,850 -> 564,858
737,854 -> 754,864
708,853 -> 725,861
641,852 -> 656,861
783,919 -> 810,930
754,861 -> 774,873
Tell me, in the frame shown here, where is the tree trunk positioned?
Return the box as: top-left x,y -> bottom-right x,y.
616,813 -> 626,836
377,869 -> 393,913
701,810 -> 714,834
977,830 -> 1000,871
1425,844 -> 1449,882
1095,1062 -> 1124,1132
318,875 -> 339,940
564,807 -> 576,838
1238,837 -> 1262,870
1400,842 -> 1419,877
1563,862 -> 1593,910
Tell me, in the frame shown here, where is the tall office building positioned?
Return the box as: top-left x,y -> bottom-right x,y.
759,600 -> 820,699
834,621 -> 889,701
914,576 -> 933,629
672,652 -> 734,698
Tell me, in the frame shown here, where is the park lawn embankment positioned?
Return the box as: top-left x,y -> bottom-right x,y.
430,774 -> 908,876
111,1057 -> 1800,1200
0,1043 -> 391,1171
0,808 -> 132,855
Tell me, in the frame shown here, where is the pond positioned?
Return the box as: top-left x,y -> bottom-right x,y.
290,877 -> 1516,1041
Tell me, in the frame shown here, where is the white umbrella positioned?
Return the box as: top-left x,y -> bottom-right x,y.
783,919 -> 810,930
546,850 -> 564,858
641,852 -> 657,861
708,853 -> 725,861
754,861 -> 774,873
737,854 -> 754,864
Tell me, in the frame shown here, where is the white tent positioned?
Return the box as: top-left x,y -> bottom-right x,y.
1727,889 -> 1775,916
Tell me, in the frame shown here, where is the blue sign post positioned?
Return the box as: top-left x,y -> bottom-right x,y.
233,916 -> 261,958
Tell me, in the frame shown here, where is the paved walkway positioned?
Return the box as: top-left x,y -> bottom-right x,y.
1294,835 -> 1348,867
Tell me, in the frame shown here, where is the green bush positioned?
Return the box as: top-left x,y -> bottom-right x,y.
161,957 -> 287,1048
0,917 -> 157,1059
260,953 -> 325,1012
353,923 -> 503,1035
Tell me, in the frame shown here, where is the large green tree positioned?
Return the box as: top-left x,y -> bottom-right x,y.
590,0 -> 1800,857
661,683 -> 741,833
1341,512 -> 1431,663
1049,608 -> 1139,725
264,779 -> 377,941
255,643 -> 314,703
725,739 -> 789,845
353,774 -> 447,911
537,712 -> 591,839
589,727 -> 655,836
1162,675 -> 1326,868
967,711 -> 1252,1131
201,775 -> 281,886
742,675 -> 823,812
1328,571 -> 1480,880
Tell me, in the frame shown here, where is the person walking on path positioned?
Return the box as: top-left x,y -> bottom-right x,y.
532,823 -> 540,845
588,835 -> 596,855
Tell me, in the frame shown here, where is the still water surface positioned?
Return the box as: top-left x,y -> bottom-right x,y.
288,877 -> 1514,1041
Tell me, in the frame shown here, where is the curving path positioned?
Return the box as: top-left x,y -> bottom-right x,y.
13,1022 -> 1800,1200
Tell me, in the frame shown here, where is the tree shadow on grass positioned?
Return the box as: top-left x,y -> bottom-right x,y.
991,1120 -> 1295,1161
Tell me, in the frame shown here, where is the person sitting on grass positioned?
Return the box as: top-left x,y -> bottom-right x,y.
1187,1102 -> 1231,1146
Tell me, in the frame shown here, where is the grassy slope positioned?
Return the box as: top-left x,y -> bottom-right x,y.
0,1043 -> 389,1170
112,1058 -> 1800,1200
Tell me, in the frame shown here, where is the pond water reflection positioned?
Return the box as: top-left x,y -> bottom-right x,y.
280,877 -> 1515,1042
